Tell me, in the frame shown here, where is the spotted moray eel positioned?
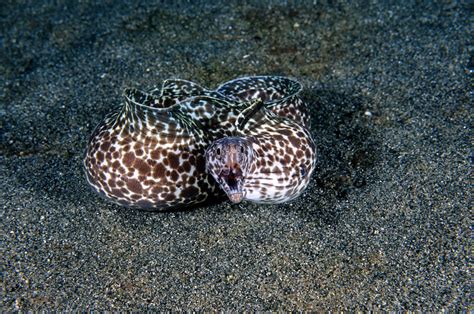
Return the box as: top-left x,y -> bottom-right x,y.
84,76 -> 315,210
205,99 -> 316,204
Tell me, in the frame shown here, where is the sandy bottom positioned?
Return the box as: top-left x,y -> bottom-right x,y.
1,1 -> 470,310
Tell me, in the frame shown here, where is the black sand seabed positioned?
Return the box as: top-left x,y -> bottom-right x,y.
1,1 -> 470,310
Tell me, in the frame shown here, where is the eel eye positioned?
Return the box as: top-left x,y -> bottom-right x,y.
216,148 -> 221,156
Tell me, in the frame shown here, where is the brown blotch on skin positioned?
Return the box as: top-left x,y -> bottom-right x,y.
288,136 -> 301,147
152,163 -> 166,178
108,179 -> 116,188
274,134 -> 284,141
135,149 -> 144,157
167,123 -> 177,133
100,141 -> 111,151
151,149 -> 161,159
134,158 -> 151,175
96,151 -> 104,162
164,193 -> 176,202
111,188 -> 124,198
182,161 -> 191,172
170,170 -> 179,182
167,152 -> 180,169
126,178 -> 143,194
279,129 -> 292,136
130,193 -> 141,200
123,152 -> 135,167
180,186 -> 199,199
296,131 -> 306,138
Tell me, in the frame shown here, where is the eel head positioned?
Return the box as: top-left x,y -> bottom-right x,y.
205,137 -> 255,204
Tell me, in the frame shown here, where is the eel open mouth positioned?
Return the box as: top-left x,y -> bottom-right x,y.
220,167 -> 244,203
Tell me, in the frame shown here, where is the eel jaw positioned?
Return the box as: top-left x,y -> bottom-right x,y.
218,164 -> 244,203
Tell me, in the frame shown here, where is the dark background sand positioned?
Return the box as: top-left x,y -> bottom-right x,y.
1,1 -> 470,310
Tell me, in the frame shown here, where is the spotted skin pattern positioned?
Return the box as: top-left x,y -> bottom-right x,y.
84,84 -> 235,210
205,100 -> 316,204
216,76 -> 311,128
84,77 -> 314,210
